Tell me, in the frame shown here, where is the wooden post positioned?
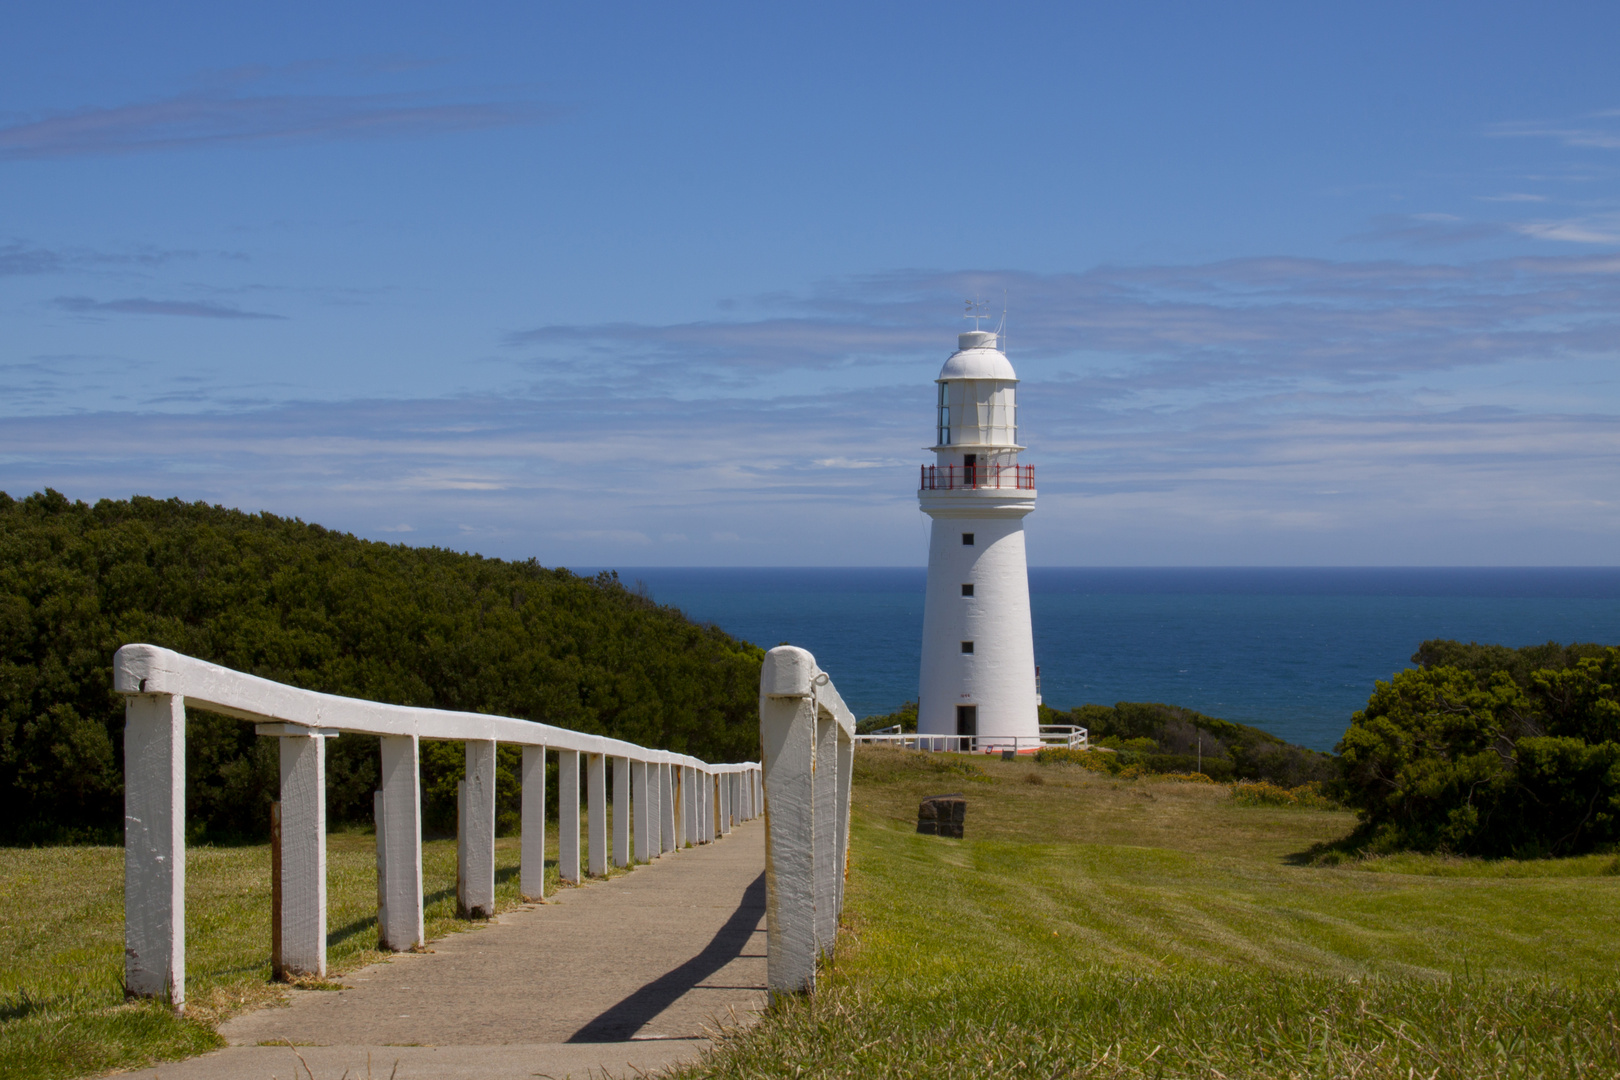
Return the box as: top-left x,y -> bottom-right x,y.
660,762 -> 677,855
647,758 -> 663,858
123,692 -> 186,1010
682,766 -> 697,847
558,750 -> 580,883
760,646 -> 818,995
631,760 -> 650,863
376,734 -> 424,951
612,755 -> 630,868
273,728 -> 329,975
814,715 -> 839,956
587,753 -> 607,876
270,801 -> 283,980
835,737 -> 854,921
670,764 -> 683,848
520,745 -> 547,899
458,740 -> 497,918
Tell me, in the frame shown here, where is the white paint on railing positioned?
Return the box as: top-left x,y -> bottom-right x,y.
114,644 -> 760,1012
759,645 -> 856,997
850,725 -> 1088,753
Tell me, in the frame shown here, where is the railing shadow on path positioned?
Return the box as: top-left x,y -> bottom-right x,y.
565,872 -> 767,1042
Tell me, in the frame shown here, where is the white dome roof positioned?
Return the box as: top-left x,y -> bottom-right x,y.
937,331 -> 1018,381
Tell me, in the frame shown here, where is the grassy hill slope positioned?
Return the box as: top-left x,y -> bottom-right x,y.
679,748 -> 1620,1079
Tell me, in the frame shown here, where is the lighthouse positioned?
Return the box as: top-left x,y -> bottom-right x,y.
917,325 -> 1039,751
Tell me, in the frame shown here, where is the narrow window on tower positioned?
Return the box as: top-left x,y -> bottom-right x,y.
962,532 -> 974,545
961,641 -> 974,654
961,583 -> 974,597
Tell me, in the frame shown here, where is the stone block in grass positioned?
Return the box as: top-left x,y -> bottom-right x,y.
916,794 -> 966,838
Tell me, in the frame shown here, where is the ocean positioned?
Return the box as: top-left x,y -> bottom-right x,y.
575,568 -> 1620,752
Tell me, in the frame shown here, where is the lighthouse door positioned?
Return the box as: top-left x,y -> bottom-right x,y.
956,705 -> 978,741
962,453 -> 977,488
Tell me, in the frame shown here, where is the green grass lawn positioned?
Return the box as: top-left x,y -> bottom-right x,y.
0,813 -> 608,1080
676,748 -> 1620,1079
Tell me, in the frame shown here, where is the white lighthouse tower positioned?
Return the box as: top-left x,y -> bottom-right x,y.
917,323 -> 1039,750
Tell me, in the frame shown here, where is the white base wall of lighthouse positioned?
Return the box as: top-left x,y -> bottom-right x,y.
917,514 -> 1040,745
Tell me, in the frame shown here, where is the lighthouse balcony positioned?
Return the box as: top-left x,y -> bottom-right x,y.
919,463 -> 1035,491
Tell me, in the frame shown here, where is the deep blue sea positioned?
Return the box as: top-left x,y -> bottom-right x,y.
572,568 -> 1620,752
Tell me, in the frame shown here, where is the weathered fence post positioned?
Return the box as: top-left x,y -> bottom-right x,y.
587,752 -> 607,876
458,739 -> 497,918
632,759 -> 650,863
520,745 -> 547,899
261,724 -> 333,975
612,755 -> 631,868
681,765 -> 696,846
759,645 -> 857,996
649,758 -> 664,857
123,690 -> 187,1009
559,749 -> 580,883
813,713 -> 840,956
673,762 -> 686,848
661,761 -> 677,854
377,734 -> 424,950
760,647 -> 818,995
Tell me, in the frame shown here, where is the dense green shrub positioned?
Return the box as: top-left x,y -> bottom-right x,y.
0,489 -> 764,843
1040,700 -> 1336,786
856,700 -> 916,734
1338,640 -> 1620,856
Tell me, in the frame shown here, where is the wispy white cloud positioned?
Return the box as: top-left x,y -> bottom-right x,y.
52,295 -> 285,319
1512,213 -> 1620,245
1488,113 -> 1620,151
0,89 -> 555,160
6,250 -> 1619,565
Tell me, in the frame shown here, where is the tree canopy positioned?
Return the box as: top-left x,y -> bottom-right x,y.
0,489 -> 764,843
1338,639 -> 1620,857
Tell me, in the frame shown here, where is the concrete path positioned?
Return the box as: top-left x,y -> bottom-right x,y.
127,820 -> 767,1080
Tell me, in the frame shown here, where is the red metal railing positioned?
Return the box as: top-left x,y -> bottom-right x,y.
919,464 -> 1035,491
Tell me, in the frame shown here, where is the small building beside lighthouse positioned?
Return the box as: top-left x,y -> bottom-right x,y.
917,327 -> 1039,749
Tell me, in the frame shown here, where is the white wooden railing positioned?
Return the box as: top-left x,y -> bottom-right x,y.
115,644 -> 761,1011
758,646 -> 855,997
851,724 -> 1088,753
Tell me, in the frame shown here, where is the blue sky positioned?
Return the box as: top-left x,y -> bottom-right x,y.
3,2 -> 1618,566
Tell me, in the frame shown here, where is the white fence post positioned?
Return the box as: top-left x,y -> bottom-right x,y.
377,731 -> 427,952
559,749 -> 580,883
520,745 -> 547,899
264,725 -> 332,976
673,761 -> 686,848
648,758 -> 664,857
458,739 -> 497,918
681,765 -> 696,847
377,734 -> 424,950
123,692 -> 186,1008
661,761 -> 677,854
587,752 -> 607,876
835,737 -> 854,918
613,755 -> 630,868
813,714 -> 838,956
759,645 -> 856,997
632,759 -> 650,863
760,648 -> 818,995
